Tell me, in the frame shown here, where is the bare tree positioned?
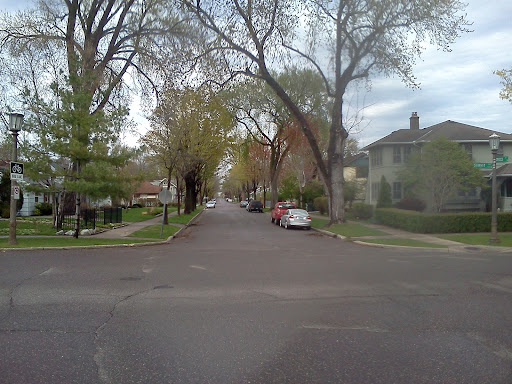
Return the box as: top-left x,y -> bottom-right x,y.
183,0 -> 470,224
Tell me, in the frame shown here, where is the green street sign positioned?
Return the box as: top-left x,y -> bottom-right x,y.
473,163 -> 492,169
496,156 -> 508,162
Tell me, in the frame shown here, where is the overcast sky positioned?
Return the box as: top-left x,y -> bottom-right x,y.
358,0 -> 512,147
1,0 -> 511,148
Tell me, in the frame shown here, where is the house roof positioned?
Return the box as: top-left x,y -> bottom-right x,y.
135,181 -> 162,194
362,120 -> 512,150
345,152 -> 368,167
496,163 -> 512,177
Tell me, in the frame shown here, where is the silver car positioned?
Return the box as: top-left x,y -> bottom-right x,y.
280,209 -> 311,230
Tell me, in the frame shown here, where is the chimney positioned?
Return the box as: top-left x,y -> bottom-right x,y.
410,112 -> 419,130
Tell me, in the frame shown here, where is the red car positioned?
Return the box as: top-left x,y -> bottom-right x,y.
271,202 -> 296,225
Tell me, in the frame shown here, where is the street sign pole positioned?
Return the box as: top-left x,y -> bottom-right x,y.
9,142 -> 20,244
159,189 -> 172,239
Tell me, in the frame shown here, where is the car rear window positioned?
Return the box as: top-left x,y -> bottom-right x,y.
278,203 -> 295,209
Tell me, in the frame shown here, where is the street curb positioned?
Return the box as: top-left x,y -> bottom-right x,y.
311,227 -> 453,252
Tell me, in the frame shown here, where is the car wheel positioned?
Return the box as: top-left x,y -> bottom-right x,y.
284,221 -> 289,229
276,219 -> 280,226
271,217 -> 274,223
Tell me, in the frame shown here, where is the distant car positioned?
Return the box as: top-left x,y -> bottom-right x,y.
271,201 -> 296,225
205,200 -> 216,208
280,209 -> 311,230
246,200 -> 263,212
240,200 -> 249,208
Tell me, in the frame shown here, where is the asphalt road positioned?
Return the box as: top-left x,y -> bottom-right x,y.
1,199 -> 512,383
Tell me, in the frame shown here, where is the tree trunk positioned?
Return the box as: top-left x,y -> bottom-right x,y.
263,179 -> 266,208
74,191 -> 80,238
73,161 -> 81,238
51,189 -> 57,228
176,175 -> 181,216
184,171 -> 197,214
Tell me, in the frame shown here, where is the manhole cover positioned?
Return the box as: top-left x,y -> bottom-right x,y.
120,277 -> 142,281
464,247 -> 481,251
153,284 -> 174,290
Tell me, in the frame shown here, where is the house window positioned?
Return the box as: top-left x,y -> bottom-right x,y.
393,146 -> 402,163
462,144 -> 472,160
392,182 -> 402,199
501,179 -> 512,197
370,148 -> 382,166
371,182 -> 380,202
355,166 -> 368,178
35,196 -> 39,203
403,146 -> 411,162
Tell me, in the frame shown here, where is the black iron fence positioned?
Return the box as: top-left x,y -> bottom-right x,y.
57,207 -> 123,230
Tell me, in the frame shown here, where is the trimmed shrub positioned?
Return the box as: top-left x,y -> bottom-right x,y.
375,208 -> 512,233
313,196 -> 328,215
34,202 -> 52,215
377,176 -> 392,208
349,202 -> 374,220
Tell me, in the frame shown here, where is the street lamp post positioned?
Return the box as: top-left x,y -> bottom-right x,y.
8,113 -> 24,245
489,133 -> 500,244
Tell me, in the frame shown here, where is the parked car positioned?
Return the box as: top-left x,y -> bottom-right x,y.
280,209 -> 311,230
240,200 -> 249,208
246,200 -> 263,212
271,201 -> 296,225
205,200 -> 216,208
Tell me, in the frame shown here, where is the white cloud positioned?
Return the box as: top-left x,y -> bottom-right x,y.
357,0 -> 512,148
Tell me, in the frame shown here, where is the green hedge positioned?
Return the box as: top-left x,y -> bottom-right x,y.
349,203 -> 374,220
375,208 -> 512,233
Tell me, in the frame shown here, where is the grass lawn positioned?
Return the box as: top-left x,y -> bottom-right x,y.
311,217 -> 389,237
360,238 -> 448,248
122,206 -> 177,222
0,237 -> 155,248
168,208 -> 202,225
0,219 -> 56,236
129,224 -> 181,239
438,233 -> 512,247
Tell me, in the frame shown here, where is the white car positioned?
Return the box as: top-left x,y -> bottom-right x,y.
205,200 -> 216,209
280,209 -> 311,230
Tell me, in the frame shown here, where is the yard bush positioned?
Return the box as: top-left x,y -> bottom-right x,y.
313,196 -> 328,215
375,208 -> 512,233
34,202 -> 53,216
0,203 -> 9,218
349,203 -> 374,220
377,176 -> 392,208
